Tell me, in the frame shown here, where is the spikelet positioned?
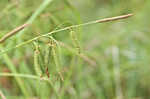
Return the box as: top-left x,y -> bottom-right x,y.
33,42 -> 42,76
70,30 -> 81,54
49,37 -> 64,81
44,40 -> 52,78
44,43 -> 51,66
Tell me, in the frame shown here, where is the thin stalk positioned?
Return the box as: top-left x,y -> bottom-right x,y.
0,73 -> 41,80
0,14 -> 133,54
0,24 -> 29,43
0,46 -> 29,97
17,0 -> 53,37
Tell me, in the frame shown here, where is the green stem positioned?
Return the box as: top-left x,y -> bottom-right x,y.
0,45 -> 29,97
0,14 -> 133,55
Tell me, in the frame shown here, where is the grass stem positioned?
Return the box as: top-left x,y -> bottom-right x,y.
0,14 -> 133,54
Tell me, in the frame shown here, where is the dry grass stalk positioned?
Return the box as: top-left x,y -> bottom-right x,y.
97,14 -> 133,23
0,23 -> 29,43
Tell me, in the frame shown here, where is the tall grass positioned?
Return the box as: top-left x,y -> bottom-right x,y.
0,0 -> 149,99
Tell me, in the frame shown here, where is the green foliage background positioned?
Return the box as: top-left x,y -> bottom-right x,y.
0,0 -> 149,99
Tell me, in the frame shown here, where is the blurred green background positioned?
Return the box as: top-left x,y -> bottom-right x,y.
0,0 -> 149,99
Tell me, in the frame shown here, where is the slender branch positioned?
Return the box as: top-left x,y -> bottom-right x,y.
0,73 -> 48,81
0,23 -> 29,43
0,14 -> 133,54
